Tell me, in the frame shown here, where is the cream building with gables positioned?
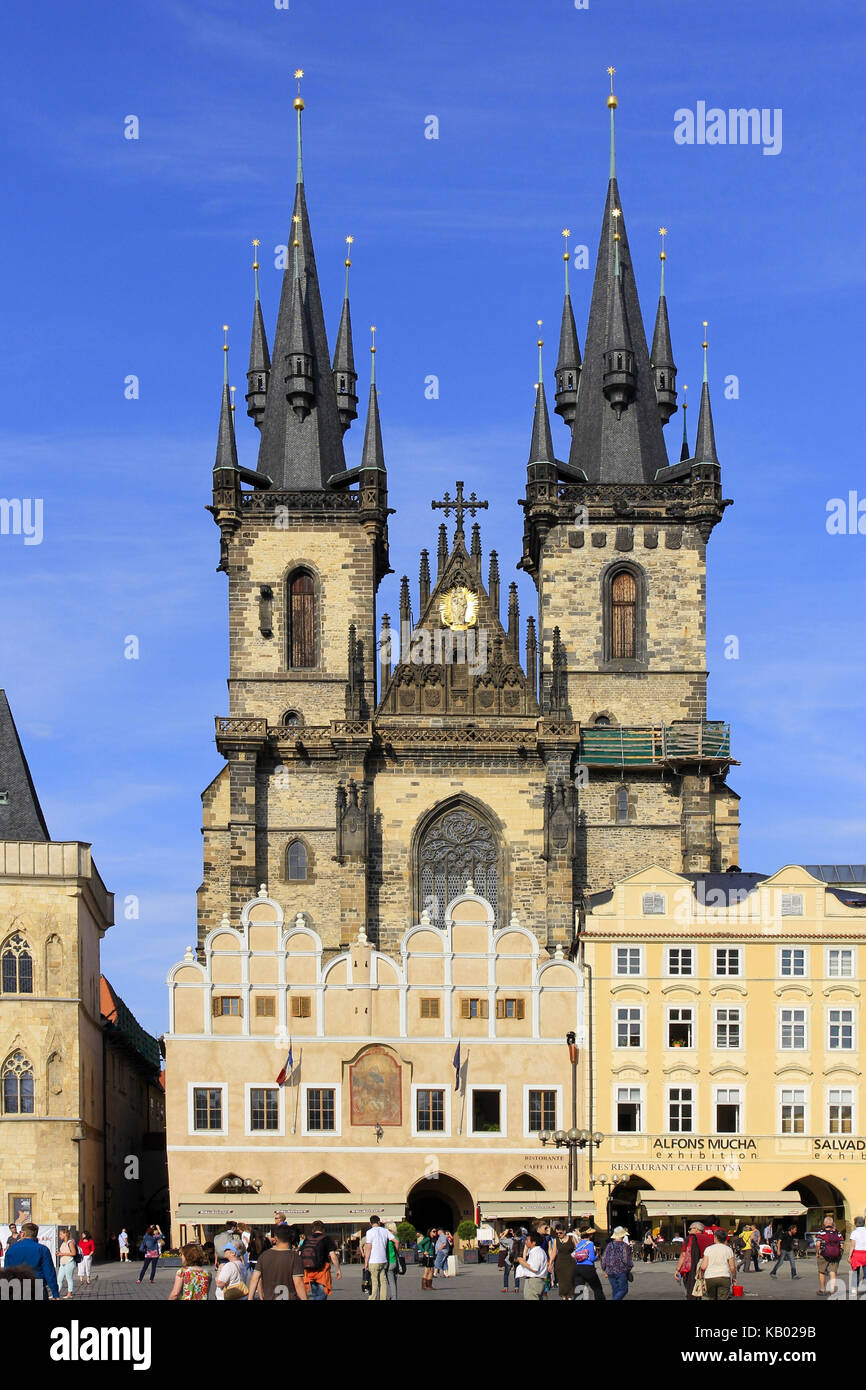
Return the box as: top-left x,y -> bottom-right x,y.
165,888 -> 585,1240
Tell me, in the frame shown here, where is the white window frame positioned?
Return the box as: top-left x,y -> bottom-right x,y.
827,1007 -> 856,1051
712,1084 -> 743,1135
523,1083 -> 563,1138
825,947 -> 855,979
614,1004 -> 645,1050
666,1084 -> 695,1134
411,1083 -> 452,1138
642,893 -> 666,916
614,1084 -> 644,1134
614,945 -> 644,976
778,1006 -> 808,1051
188,1081 -> 228,1137
300,1082 -> 342,1138
665,945 -> 696,978
713,945 -> 743,978
244,1082 -> 285,1138
778,1086 -> 808,1135
826,1087 -> 856,1135
468,1083 -> 507,1137
666,1004 -> 696,1050
713,1005 -> 743,1050
778,946 -> 808,978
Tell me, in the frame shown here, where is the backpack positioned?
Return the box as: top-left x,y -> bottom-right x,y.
573,1239 -> 594,1265
821,1231 -> 843,1261
301,1236 -> 327,1273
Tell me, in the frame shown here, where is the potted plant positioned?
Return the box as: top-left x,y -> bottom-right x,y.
396,1221 -> 417,1263
457,1219 -> 478,1263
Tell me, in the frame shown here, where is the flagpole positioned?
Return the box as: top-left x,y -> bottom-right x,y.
458,1049 -> 468,1136
291,1049 -> 301,1135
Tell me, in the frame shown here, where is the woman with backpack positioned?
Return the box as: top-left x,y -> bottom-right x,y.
384,1222 -> 404,1301
301,1220 -> 341,1300
136,1226 -> 161,1285
572,1223 -> 606,1302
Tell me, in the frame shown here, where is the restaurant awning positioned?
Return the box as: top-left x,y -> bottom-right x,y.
175,1193 -> 406,1224
477,1191 -> 595,1220
636,1190 -> 806,1218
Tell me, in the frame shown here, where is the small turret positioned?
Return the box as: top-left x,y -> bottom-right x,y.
437,523 -> 448,578
419,550 -> 431,610
694,321 -> 720,466
246,239 -> 271,429
359,326 -> 385,473
332,235 -> 358,433
554,229 -> 582,425
650,227 -> 678,425
285,214 -> 315,419
506,583 -> 519,655
488,549 -> 500,615
215,325 -> 239,475
602,207 -> 636,418
525,615 -> 538,704
470,522 -> 482,572
679,383 -> 690,461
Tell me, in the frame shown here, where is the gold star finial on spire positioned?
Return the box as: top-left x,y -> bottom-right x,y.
607,65 -> 617,109
702,319 -> 709,349
611,206 -> 621,242
370,325 -> 376,353
252,237 -> 260,269
294,68 -> 305,111
222,324 -> 229,351
562,227 -> 571,262
345,233 -> 354,267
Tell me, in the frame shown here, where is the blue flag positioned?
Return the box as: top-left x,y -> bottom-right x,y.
453,1041 -> 461,1090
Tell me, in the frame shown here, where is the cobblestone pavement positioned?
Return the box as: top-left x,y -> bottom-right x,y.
50,1254 -> 858,1303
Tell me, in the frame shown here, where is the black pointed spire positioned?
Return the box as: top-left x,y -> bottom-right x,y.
530,322 -> 556,467
359,327 -> 385,472
507,583 -> 519,655
470,522 -> 482,572
650,228 -> 677,425
437,523 -> 448,578
256,74 -> 348,488
694,323 -> 720,465
0,689 -> 50,841
554,229 -> 581,426
419,550 -> 431,610
602,209 -> 636,418
246,240 -> 271,429
567,75 -> 670,483
525,616 -> 538,704
333,235 -> 358,434
679,383 -> 690,461
488,549 -> 500,614
399,575 -> 411,627
215,326 -> 239,473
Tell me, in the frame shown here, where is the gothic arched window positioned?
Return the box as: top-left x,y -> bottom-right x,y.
2,1051 -> 34,1114
287,570 -> 316,669
287,840 -> 308,881
416,804 -> 500,928
616,787 -> 630,825
2,934 -> 33,994
611,570 -> 637,659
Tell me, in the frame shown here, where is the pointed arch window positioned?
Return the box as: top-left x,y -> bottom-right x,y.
2,1051 -> 35,1114
416,803 -> 500,928
2,934 -> 33,994
287,840 -> 308,881
616,787 -> 629,825
287,571 -> 316,669
611,570 -> 637,659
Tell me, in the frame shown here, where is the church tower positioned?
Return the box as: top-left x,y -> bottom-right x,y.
520,72 -> 739,895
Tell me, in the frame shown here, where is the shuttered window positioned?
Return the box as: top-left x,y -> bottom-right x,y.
420,998 -> 440,1018
254,995 -> 275,1017
611,570 -> 637,659
495,998 -> 525,1020
460,997 -> 488,1019
291,995 -> 311,1018
288,571 -> 315,668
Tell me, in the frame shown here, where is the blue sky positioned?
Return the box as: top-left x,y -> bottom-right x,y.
2,0 -> 864,1037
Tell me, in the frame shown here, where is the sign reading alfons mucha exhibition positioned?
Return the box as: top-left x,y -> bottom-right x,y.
607,1135 -> 866,1174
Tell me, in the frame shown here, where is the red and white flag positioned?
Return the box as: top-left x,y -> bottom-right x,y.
276,1042 -> 294,1087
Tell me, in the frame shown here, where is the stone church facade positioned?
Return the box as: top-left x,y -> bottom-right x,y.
199,75 -> 740,969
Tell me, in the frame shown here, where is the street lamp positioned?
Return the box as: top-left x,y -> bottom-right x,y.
593,1173 -> 614,1235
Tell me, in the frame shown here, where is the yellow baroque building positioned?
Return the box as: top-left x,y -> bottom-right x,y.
165,889 -> 585,1240
582,865 -> 866,1232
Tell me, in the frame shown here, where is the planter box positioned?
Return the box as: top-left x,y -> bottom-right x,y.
158,1259 -> 183,1269
461,1249 -> 478,1264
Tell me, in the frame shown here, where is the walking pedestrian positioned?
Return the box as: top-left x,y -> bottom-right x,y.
136,1226 -> 161,1285
769,1224 -> 801,1281
675,1223 -> 704,1299
699,1228 -> 736,1300
248,1224 -> 307,1301
551,1225 -> 576,1300
168,1243 -> 211,1301
815,1215 -> 844,1297
77,1230 -> 95,1285
57,1227 -> 78,1299
571,1223 -> 607,1302
301,1218 -> 341,1300
118,1228 -> 129,1262
846,1215 -> 866,1295
514,1229 -> 548,1300
433,1226 -> 450,1277
363,1214 -> 391,1301
641,1230 -> 656,1263
214,1244 -> 248,1300
498,1226 -> 515,1292
600,1226 -> 633,1301
384,1222 -> 402,1301
418,1230 -> 435,1290
3,1222 -> 59,1300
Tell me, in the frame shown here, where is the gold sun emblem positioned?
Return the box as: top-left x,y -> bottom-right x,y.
439,586 -> 478,631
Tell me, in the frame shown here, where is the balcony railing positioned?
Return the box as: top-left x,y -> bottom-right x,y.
579,721 -> 731,767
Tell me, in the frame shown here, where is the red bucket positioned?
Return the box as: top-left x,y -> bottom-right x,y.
732,1283 -> 744,1298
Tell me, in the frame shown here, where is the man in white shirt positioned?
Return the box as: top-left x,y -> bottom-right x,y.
514,1230 -> 548,1300
363,1215 -> 392,1301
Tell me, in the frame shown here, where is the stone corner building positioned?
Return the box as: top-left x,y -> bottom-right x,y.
198,79 -> 739,968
